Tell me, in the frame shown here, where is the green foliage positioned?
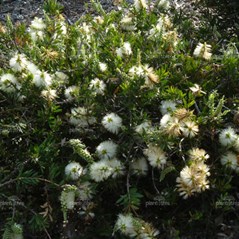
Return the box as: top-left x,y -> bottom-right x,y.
43,0 -> 64,15
117,187 -> 143,212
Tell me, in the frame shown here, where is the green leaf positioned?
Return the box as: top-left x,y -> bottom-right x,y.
18,170 -> 39,185
160,166 -> 176,182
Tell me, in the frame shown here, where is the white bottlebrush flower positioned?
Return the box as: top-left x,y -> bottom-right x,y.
148,15 -> 171,38
9,53 -> 28,72
93,16 -> 104,24
55,71 -> 69,81
193,42 -> 212,60
142,64 -> 159,88
129,64 -> 159,88
41,89 -> 57,100
29,29 -> 45,41
160,100 -> 177,115
78,182 -> 94,201
176,162 -> 210,199
115,214 -> 136,237
160,113 -> 173,128
144,144 -> 167,169
10,223 -> 23,239
164,117 -> 183,137
0,73 -> 20,92
69,107 -> 96,128
221,151 -> 238,170
116,42 -> 132,57
53,21 -> 67,39
80,22 -> 93,35
181,121 -> 199,138
219,127 -> 237,147
135,121 -> 152,134
33,70 -> 52,87
89,78 -> 106,95
102,112 -> 123,134
64,85 -> 78,101
108,158 -> 125,178
176,166 -> 195,199
189,84 -> 206,96
89,159 -> 113,182
120,15 -> 135,31
157,0 -> 170,9
128,65 -> 144,77
188,148 -> 210,162
65,162 -> 83,180
96,140 -> 118,160
30,17 -> 46,30
233,137 -> 239,153
99,62 -> 107,72
26,62 -> 39,75
131,157 -> 148,176
134,0 -> 147,11
61,185 -> 77,210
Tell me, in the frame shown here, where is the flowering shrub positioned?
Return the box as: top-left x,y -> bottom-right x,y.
0,0 -> 239,238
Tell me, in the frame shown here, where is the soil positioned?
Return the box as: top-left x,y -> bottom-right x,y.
0,0 -> 119,25
0,0 -> 238,39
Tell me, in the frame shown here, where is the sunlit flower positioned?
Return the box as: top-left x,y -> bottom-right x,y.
144,144 -> 167,169
64,85 -> 78,101
94,16 -> 104,24
26,62 -> 39,75
193,42 -> 212,60
219,127 -> 237,147
55,71 -> 69,81
89,159 -> 113,182
29,29 -> 45,41
115,214 -> 136,237
33,70 -> 52,87
165,117 -> 183,137
0,73 -> 20,92
173,108 -> 192,122
9,53 -> 28,72
134,0 -> 147,11
128,65 -> 159,88
160,100 -> 177,115
96,140 -> 118,160
30,17 -> 46,30
99,62 -> 107,72
160,114 -> 173,128
120,15 -> 135,31
128,65 -> 144,77
177,162 -> 210,199
116,42 -> 132,57
189,84 -> 206,96
65,162 -> 83,180
188,148 -> 209,162
157,0 -> 170,9
181,121 -> 199,138
102,112 -> 122,134
41,89 -> 57,100
89,78 -> 106,95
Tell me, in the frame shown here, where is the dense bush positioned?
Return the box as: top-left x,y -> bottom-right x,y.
0,0 -> 239,238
